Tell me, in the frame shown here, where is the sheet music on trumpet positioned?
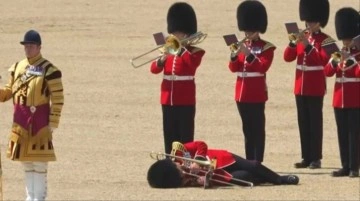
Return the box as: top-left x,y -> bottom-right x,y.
153,32 -> 166,46
223,34 -> 238,46
285,22 -> 300,34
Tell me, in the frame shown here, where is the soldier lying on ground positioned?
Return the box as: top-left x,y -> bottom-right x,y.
147,141 -> 299,188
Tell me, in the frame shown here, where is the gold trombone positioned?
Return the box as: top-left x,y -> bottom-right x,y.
149,151 -> 254,188
130,32 -> 207,68
150,151 -> 212,166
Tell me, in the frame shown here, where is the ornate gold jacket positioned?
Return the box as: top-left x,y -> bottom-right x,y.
0,54 -> 64,161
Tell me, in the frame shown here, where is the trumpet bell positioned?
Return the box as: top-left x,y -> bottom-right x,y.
164,35 -> 182,55
288,33 -> 297,43
230,43 -> 239,53
229,38 -> 248,54
288,28 -> 310,43
170,141 -> 187,156
331,52 -> 342,63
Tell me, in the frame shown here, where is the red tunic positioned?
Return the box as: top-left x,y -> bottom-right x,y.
150,46 -> 205,105
283,31 -> 334,96
181,141 -> 236,181
228,39 -> 276,102
324,48 -> 360,108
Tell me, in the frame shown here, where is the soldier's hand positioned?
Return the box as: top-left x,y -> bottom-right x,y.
190,162 -> 201,174
239,43 -> 250,56
298,32 -> 309,46
341,50 -> 350,61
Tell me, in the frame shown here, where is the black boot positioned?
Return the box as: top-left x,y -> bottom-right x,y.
349,170 -> 359,178
331,168 -> 349,177
309,160 -> 321,169
280,175 -> 299,185
294,160 -> 309,168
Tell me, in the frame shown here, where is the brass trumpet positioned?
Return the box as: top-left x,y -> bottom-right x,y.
130,31 -> 207,68
288,28 -> 310,43
149,151 -> 254,188
226,32 -> 259,55
229,38 -> 249,54
331,47 -> 350,63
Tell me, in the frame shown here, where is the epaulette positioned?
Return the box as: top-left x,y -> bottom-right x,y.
262,40 -> 276,52
321,35 -> 336,46
189,47 -> 204,54
45,65 -> 58,77
8,62 -> 19,72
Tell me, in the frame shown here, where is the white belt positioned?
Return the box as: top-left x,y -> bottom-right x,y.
237,72 -> 264,78
163,75 -> 194,81
296,65 -> 324,71
335,77 -> 360,83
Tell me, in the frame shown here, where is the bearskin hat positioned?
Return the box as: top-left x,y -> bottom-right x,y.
147,159 -> 183,188
237,0 -> 268,33
335,7 -> 360,40
299,0 -> 329,27
167,2 -> 197,35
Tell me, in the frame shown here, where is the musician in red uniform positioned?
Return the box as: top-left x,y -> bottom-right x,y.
228,0 -> 276,163
283,0 -> 334,169
147,141 -> 299,188
150,2 -> 205,154
324,7 -> 360,177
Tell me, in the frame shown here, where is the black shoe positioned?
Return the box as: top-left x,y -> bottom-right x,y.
280,175 -> 299,185
309,160 -> 321,169
349,170 -> 359,178
294,160 -> 309,168
331,168 -> 349,177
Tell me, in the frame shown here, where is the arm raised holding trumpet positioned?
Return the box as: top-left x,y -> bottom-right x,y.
288,28 -> 310,46
224,32 -> 258,59
323,7 -> 360,178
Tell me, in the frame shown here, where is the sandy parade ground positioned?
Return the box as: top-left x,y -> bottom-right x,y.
0,0 -> 359,200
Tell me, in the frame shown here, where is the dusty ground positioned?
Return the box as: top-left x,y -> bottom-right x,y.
0,0 -> 359,200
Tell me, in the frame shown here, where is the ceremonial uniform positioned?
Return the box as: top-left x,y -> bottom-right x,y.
283,0 -> 333,169
0,30 -> 64,200
324,7 -> 360,177
229,0 -> 275,162
147,141 -> 299,188
150,2 -> 205,154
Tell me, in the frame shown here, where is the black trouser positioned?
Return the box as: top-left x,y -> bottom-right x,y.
334,108 -> 360,171
236,102 -> 266,162
162,105 -> 195,154
223,154 -> 281,185
295,95 -> 323,162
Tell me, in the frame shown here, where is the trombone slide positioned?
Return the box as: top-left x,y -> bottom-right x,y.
150,151 -> 211,166
184,169 -> 253,188
130,45 -> 164,68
